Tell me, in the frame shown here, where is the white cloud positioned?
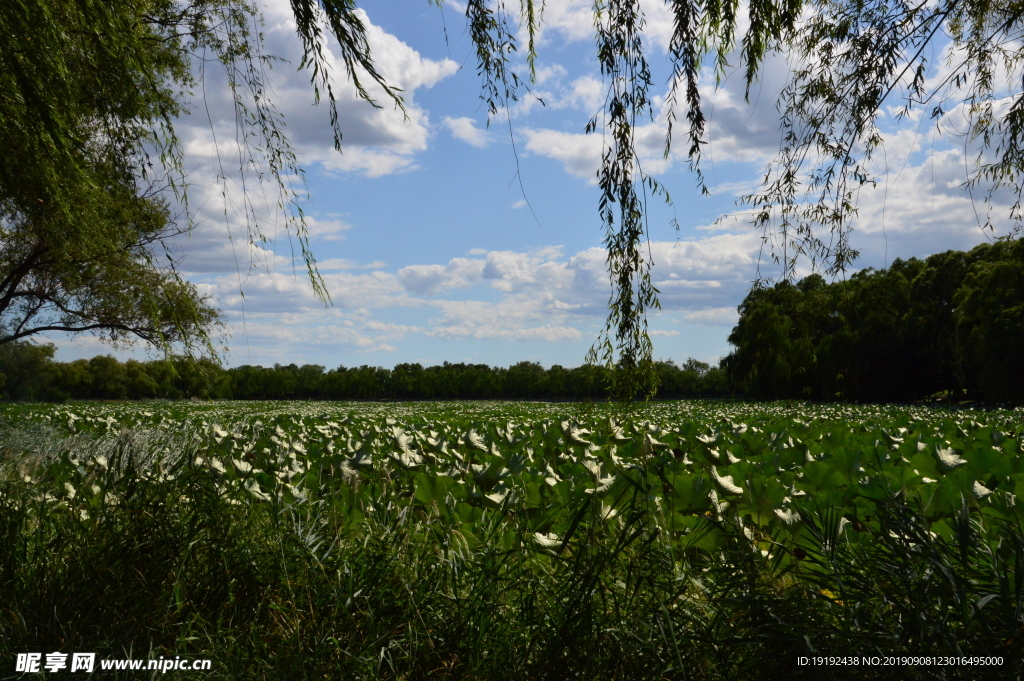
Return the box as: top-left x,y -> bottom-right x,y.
226,319 -> 411,361
522,128 -> 602,180
443,116 -> 492,148
683,307 -> 739,326
566,75 -> 604,112
177,4 -> 459,182
398,258 -> 486,295
177,230 -> 771,361
425,299 -> 583,341
535,63 -> 568,84
532,0 -> 593,44
531,0 -> 676,49
160,4 -> 465,281
303,216 -> 352,241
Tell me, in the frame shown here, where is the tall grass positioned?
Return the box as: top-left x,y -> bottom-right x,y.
1,420 -> 1021,679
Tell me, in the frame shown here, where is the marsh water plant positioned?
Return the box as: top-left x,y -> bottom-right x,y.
1,400 -> 1022,678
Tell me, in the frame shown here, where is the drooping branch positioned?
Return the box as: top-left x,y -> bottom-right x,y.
584,0 -> 663,400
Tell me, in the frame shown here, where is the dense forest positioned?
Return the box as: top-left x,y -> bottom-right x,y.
724,240 -> 1024,403
1,241 -> 1020,404
0,345 -> 727,402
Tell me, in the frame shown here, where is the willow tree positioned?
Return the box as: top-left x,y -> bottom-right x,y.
5,0 -> 1023,395
0,0 -> 230,352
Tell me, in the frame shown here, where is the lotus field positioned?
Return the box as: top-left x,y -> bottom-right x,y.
2,400 -> 1023,679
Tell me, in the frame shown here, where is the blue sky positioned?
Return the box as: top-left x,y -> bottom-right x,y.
49,0 -> 1017,368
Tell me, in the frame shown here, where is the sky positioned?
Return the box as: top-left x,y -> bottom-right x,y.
48,0 -> 1020,369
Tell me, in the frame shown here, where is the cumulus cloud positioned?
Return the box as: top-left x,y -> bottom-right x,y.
566,75 -> 604,112
524,0 -> 675,50
256,3 -> 458,166
176,229 -> 772,362
521,128 -> 603,180
158,4 -> 465,278
683,307 -> 740,326
223,317 -> 418,363
398,258 -> 486,295
174,2 -> 459,197
531,0 -> 594,44
443,116 -> 492,148
425,299 -> 583,342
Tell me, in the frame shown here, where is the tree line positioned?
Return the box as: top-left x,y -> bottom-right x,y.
724,240 -> 1024,404
0,346 -> 727,402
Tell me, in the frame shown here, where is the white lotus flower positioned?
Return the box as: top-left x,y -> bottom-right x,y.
587,474 -> 616,495
936,446 -> 967,470
533,532 -> 562,549
774,508 -> 799,525
568,427 -> 592,446
467,430 -> 488,451
973,481 -> 993,499
393,449 -> 423,468
245,479 -> 270,501
711,468 -> 743,495
485,489 -> 508,506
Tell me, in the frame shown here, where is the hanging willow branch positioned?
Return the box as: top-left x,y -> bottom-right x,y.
582,0 -> 662,400
743,0 -> 1024,280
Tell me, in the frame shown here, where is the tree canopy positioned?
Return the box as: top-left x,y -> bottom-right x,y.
3,0 -> 1023,395
725,240 -> 1024,403
0,0 -> 227,352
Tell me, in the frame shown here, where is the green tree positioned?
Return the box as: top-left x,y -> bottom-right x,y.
726,277 -> 831,399
0,341 -> 56,399
0,0 -> 233,355
87,356 -> 130,400
125,360 -> 160,399
50,359 -> 93,401
955,241 -> 1024,402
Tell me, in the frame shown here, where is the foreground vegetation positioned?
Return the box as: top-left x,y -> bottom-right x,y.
2,400 -> 1023,679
